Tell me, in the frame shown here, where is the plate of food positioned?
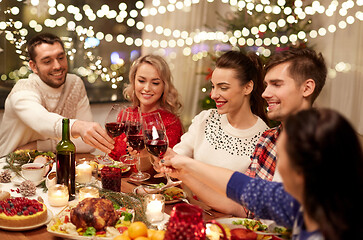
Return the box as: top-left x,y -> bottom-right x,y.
0,197 -> 53,231
90,159 -> 131,174
0,209 -> 53,231
47,198 -> 135,239
133,185 -> 187,204
215,217 -> 291,238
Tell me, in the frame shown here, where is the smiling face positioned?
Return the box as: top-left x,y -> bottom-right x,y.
210,67 -> 251,115
262,62 -> 308,122
276,131 -> 304,203
29,42 -> 68,88
134,63 -> 165,112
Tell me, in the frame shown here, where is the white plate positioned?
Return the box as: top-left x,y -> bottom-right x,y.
12,174 -> 46,186
0,209 -> 53,231
47,203 -> 134,240
133,185 -> 187,204
216,217 -> 281,235
47,231 -> 114,240
149,213 -> 170,230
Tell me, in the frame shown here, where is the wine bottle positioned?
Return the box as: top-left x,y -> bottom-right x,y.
56,118 -> 76,201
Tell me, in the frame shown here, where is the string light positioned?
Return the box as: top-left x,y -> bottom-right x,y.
1,0 -> 362,83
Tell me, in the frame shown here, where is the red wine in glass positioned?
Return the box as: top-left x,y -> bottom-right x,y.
127,122 -> 142,135
119,121 -> 127,134
146,139 -> 168,158
101,166 -> 122,192
105,122 -> 122,138
125,107 -> 150,182
127,135 -> 145,152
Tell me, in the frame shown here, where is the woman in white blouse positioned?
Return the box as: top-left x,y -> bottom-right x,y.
165,50 -> 270,216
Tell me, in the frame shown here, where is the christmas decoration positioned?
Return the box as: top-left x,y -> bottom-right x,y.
19,180 -> 37,197
0,170 -> 12,183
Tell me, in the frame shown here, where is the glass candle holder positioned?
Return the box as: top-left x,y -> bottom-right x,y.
79,186 -> 99,201
144,194 -> 165,223
76,161 -> 93,184
101,166 -> 122,192
164,203 -> 205,240
48,184 -> 69,207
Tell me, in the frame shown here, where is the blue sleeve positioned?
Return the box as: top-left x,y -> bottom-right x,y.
227,172 -> 300,228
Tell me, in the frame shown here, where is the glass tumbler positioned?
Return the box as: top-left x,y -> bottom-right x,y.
101,166 -> 122,192
164,203 -> 205,240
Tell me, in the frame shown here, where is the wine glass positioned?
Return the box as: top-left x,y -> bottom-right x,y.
143,112 -> 182,188
118,108 -> 138,166
125,107 -> 150,182
100,104 -> 124,164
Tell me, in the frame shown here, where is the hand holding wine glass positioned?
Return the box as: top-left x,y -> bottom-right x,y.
101,104 -> 124,163
143,112 -> 182,188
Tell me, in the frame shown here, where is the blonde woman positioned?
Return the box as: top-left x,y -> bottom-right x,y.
109,55 -> 183,162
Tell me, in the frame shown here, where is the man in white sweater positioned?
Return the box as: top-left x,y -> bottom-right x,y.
0,33 -> 114,156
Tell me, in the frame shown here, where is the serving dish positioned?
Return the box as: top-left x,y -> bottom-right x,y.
216,217 -> 291,237
133,185 -> 187,204
0,209 -> 53,231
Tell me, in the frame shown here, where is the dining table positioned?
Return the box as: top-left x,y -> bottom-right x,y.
0,153 -> 230,240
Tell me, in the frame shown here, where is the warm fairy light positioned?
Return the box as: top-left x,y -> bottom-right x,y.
3,0 -> 361,84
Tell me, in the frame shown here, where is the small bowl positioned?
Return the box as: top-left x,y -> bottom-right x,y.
21,163 -> 46,182
46,171 -> 57,189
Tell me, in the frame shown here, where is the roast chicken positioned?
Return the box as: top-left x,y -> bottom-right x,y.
70,198 -> 118,230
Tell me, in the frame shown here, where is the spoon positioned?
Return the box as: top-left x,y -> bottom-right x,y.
40,160 -> 54,168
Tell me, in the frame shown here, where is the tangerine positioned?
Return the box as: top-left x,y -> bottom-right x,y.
113,235 -> 131,240
148,229 -> 156,238
151,230 -> 165,240
134,237 -> 149,240
127,222 -> 148,239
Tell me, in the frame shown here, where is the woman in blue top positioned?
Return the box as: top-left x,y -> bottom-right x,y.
163,108 -> 363,240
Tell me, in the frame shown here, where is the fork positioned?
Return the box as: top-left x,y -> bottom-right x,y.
180,198 -> 214,216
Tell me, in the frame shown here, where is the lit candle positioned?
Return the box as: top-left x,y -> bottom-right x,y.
76,162 -> 93,184
79,186 -> 99,201
48,184 -> 69,207
145,194 -> 165,223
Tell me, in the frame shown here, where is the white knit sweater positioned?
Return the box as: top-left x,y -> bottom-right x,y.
0,73 -> 94,156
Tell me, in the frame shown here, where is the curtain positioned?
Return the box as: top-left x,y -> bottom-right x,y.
311,0 -> 363,134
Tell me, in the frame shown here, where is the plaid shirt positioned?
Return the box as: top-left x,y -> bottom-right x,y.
246,125 -> 281,180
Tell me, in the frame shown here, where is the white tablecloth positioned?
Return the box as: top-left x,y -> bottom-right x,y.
0,157 -> 71,216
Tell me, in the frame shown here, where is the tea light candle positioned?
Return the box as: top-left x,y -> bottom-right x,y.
48,184 -> 69,207
145,194 -> 165,223
79,186 -> 99,201
76,162 -> 93,184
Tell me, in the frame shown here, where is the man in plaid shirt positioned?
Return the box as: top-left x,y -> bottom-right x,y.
246,48 -> 327,181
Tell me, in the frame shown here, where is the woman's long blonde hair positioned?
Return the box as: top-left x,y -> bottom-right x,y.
123,54 -> 182,115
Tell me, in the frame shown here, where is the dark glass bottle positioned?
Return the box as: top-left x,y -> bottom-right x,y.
56,118 -> 76,200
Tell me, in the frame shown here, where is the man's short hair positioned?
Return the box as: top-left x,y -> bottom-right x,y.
27,33 -> 65,61
265,48 -> 327,103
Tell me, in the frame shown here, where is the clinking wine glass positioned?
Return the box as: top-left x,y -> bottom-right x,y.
119,108 -> 138,166
125,107 -> 150,182
101,104 -> 124,164
143,112 -> 182,188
